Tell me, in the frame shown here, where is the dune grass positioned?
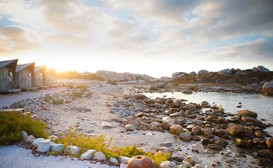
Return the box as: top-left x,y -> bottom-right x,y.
0,112 -> 48,145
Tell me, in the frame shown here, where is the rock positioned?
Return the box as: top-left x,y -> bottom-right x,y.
101,122 -> 115,129
244,83 -> 260,92
257,149 -> 273,159
172,155 -> 185,162
182,155 -> 200,166
159,161 -> 177,168
185,104 -> 196,111
207,144 -> 223,150
179,132 -> 192,141
109,157 -> 118,163
256,157 -> 273,167
262,81 -> 273,96
37,139 -> 51,152
235,138 -> 253,148
215,139 -> 228,148
21,131 -> 28,141
255,130 -> 265,139
64,145 -> 80,155
202,127 -> 214,139
201,138 -> 213,146
119,163 -> 127,168
157,147 -> 172,155
26,135 -> 36,144
266,138 -> 273,149
32,138 -> 45,147
127,155 -> 153,168
256,65 -> 270,73
193,164 -> 204,168
122,117 -> 141,128
226,125 -> 245,138
93,151 -> 106,161
182,90 -> 193,94
170,112 -> 181,117
125,124 -> 136,131
80,149 -> 96,160
241,116 -> 262,126
214,129 -> 229,139
172,100 -> 182,108
118,156 -> 130,164
191,126 -> 202,135
170,125 -> 183,136
161,121 -> 172,130
50,144 -> 64,152
237,110 -> 258,118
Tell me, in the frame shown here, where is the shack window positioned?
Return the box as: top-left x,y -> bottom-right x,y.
9,71 -> 13,76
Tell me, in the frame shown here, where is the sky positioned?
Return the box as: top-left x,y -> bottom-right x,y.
0,0 -> 273,78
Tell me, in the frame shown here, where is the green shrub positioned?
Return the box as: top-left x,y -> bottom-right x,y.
0,112 -> 49,145
52,98 -> 64,105
107,80 -> 117,85
72,92 -> 84,98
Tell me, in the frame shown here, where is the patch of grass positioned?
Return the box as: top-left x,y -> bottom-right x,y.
0,112 -> 48,145
76,85 -> 88,92
12,104 -> 25,108
52,98 -> 64,105
55,127 -> 169,166
72,92 -> 84,98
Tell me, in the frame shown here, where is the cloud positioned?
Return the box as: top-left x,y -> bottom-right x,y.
0,26 -> 37,56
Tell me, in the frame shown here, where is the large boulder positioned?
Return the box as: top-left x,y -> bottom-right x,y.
50,144 -> 64,152
262,81 -> 273,96
237,110 -> 257,118
32,138 -> 45,147
257,149 -> 273,159
256,65 -> 270,73
227,125 -> 246,138
179,132 -> 192,141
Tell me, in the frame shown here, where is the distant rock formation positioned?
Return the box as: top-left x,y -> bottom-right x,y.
95,70 -> 154,82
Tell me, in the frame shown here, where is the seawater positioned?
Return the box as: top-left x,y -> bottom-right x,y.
144,92 -> 273,135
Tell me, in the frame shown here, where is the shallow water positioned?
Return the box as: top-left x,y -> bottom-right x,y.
144,91 -> 273,135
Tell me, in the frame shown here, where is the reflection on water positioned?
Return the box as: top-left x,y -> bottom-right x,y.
144,92 -> 273,135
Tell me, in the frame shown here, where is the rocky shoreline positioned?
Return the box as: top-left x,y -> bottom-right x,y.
1,81 -> 273,167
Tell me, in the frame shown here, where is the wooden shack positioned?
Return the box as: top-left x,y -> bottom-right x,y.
14,63 -> 38,91
0,59 -> 21,93
34,66 -> 47,89
45,69 -> 56,87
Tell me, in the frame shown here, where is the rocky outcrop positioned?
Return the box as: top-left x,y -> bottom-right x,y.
262,81 -> 273,96
95,70 -> 153,82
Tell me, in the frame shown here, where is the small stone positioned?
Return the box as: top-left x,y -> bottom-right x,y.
214,129 -> 229,139
266,138 -> 273,149
80,149 -> 96,160
191,126 -> 202,135
119,163 -> 127,168
235,138 -> 253,148
101,122 -> 114,129
179,132 -> 192,141
207,144 -> 223,150
50,144 -> 64,152
93,151 -> 106,161
257,157 -> 273,167
159,161 -> 177,168
64,145 -> 80,155
118,156 -> 130,164
201,138 -> 213,146
257,149 -> 273,159
26,135 -> 36,144
21,131 -> 28,141
182,155 -> 200,166
170,125 -> 183,136
202,127 -> 214,139
127,155 -> 153,168
172,155 -> 184,162
32,138 -> 45,147
125,124 -> 136,131
109,157 -> 118,163
170,112 -> 181,117
37,139 -> 51,152
161,121 -> 172,130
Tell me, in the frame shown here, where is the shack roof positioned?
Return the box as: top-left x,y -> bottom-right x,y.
16,63 -> 35,72
0,59 -> 18,69
34,66 -> 46,73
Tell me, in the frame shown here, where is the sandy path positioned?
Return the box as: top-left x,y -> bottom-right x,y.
0,145 -> 117,168
0,87 -> 66,108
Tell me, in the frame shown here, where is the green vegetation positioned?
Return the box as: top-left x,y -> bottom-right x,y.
52,98 -> 64,105
0,112 -> 48,145
55,127 -> 170,166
